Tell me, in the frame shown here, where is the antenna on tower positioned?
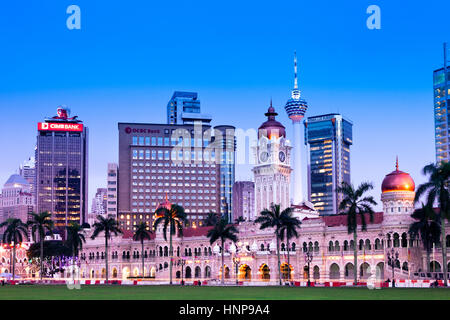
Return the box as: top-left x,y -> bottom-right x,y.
294,51 -> 298,90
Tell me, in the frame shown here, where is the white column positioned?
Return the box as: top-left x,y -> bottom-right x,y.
292,121 -> 303,205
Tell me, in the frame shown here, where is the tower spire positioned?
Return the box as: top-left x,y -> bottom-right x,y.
294,51 -> 298,89
395,156 -> 399,171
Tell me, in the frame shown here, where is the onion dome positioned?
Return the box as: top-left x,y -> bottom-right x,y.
258,102 -> 286,139
381,158 -> 415,193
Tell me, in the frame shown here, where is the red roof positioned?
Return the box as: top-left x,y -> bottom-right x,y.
121,230 -> 156,240
303,212 -> 384,227
182,226 -> 213,237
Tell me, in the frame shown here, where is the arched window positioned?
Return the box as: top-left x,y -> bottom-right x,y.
375,238 -> 381,250
291,243 -> 296,252
314,241 -> 319,252
328,241 -> 334,252
393,233 -> 400,248
281,243 -> 286,252
261,244 -> 265,251
303,242 -> 307,252
401,233 -> 408,248
308,242 -> 313,252
359,239 -> 364,251
334,241 -> 340,251
159,247 -> 163,257
365,239 -> 371,250
343,240 -> 348,251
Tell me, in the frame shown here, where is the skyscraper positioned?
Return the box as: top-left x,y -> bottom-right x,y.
36,106 -> 89,231
19,157 -> 36,204
106,163 -> 119,217
89,188 -> 108,224
167,91 -> 212,125
284,52 -> 308,205
434,43 -> 450,164
304,114 -> 352,216
232,181 -> 255,222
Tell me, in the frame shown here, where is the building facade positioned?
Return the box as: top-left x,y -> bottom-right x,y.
304,114 -> 353,215
232,181 -> 255,222
434,65 -> 450,164
106,163 -> 119,217
35,107 -> 89,231
88,188 -> 108,224
76,163 -> 450,284
252,105 -> 292,214
19,157 -> 36,204
118,122 -> 225,230
167,91 -> 212,125
0,174 -> 34,226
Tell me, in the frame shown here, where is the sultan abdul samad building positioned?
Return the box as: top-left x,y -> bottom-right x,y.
67,105 -> 450,284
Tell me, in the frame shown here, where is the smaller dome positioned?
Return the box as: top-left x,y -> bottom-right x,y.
381,159 -> 415,193
4,174 -> 29,187
154,195 -> 172,218
258,102 -> 286,139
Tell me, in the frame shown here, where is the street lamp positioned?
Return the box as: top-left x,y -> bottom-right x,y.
180,258 -> 186,286
233,256 -> 240,285
304,249 -> 313,287
387,248 -> 399,287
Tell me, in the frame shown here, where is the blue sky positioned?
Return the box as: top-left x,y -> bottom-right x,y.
0,0 -> 448,210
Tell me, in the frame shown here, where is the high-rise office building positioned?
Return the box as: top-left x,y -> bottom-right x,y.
284,52 -> 308,205
89,188 -> 107,224
167,91 -> 212,125
106,163 -> 119,217
434,45 -> 449,163
214,125 -> 236,222
36,106 -> 89,231
118,122 -> 232,231
304,114 -> 352,216
19,157 -> 36,204
0,174 -> 34,227
232,181 -> 255,222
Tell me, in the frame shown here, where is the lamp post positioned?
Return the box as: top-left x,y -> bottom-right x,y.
387,248 -> 399,288
304,249 -> 313,287
233,256 -> 240,285
180,258 -> 186,286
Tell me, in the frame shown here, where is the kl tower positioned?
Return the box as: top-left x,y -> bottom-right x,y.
284,52 -> 308,205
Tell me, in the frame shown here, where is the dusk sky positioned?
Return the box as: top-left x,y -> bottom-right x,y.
0,0 -> 448,211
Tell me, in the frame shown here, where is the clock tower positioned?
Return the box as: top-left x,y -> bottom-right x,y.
252,103 -> 292,218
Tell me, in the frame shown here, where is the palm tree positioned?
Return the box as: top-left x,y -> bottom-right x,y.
206,216 -> 238,285
279,208 -> 301,281
409,203 -> 441,272
154,204 -> 188,285
205,211 -> 219,227
66,222 -> 86,280
415,161 -> 450,286
91,215 -> 122,283
255,203 -> 291,285
336,181 -> 377,285
27,211 -> 54,280
133,222 -> 153,278
0,219 -> 28,280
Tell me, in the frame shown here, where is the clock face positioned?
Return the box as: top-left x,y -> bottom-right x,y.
260,151 -> 269,163
279,151 -> 286,163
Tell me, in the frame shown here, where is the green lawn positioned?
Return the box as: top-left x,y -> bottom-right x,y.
0,285 -> 449,300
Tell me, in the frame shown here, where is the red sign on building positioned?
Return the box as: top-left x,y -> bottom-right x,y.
38,122 -> 84,132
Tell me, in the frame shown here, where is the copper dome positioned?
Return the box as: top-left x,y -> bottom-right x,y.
381,159 -> 415,193
258,103 -> 286,139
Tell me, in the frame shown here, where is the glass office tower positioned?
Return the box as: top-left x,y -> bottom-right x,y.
305,114 -> 352,215
434,66 -> 450,163
167,91 -> 212,125
36,107 -> 88,231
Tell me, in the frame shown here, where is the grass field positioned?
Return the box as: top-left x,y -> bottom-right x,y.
0,285 -> 449,300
